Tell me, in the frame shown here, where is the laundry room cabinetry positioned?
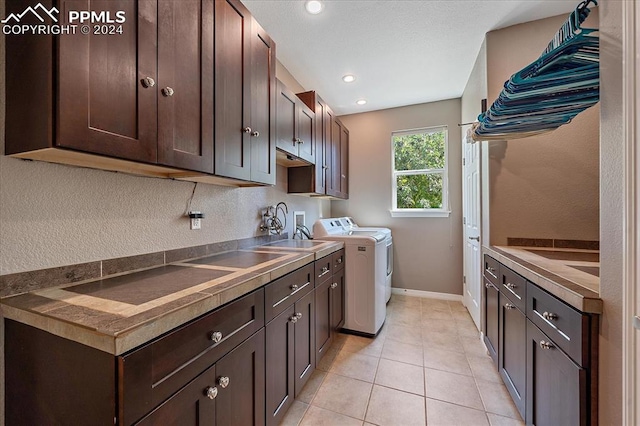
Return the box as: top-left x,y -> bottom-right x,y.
315,249 -> 346,362
275,79 -> 315,164
5,0 -> 276,185
288,91 -> 349,199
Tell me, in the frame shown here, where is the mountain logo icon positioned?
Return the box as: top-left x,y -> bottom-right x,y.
1,3 -> 59,24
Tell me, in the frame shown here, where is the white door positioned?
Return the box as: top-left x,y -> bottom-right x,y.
462,134 -> 481,329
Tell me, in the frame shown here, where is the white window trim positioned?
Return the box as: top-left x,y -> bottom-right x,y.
391,126 -> 450,218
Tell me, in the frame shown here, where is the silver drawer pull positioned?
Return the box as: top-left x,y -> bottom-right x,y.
209,331 -> 223,343
505,303 -> 515,310
539,340 -> 554,350
318,266 -> 330,278
217,376 -> 230,388
205,386 -> 218,400
505,282 -> 517,290
331,282 -> 338,289
290,284 -> 299,292
485,267 -> 497,279
542,311 -> 558,321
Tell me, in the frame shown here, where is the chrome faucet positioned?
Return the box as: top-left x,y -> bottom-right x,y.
260,202 -> 288,235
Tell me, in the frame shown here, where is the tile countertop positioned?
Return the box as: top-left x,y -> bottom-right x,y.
0,240 -> 343,356
483,245 -> 602,314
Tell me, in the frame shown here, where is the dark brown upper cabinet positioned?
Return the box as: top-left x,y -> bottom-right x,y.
7,0 -> 214,174
275,80 -> 315,164
214,0 -> 276,185
6,0 -> 276,186
288,91 -> 348,199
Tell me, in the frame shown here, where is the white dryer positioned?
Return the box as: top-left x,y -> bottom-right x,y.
313,218 -> 386,336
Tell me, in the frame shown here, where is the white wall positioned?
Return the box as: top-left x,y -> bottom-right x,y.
333,99 -> 463,295
485,12 -> 600,245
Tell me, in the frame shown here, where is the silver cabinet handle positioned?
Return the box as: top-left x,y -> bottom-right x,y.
330,282 -> 338,289
289,315 -> 298,323
141,77 -> 155,88
251,131 -> 260,137
294,138 -> 300,144
505,283 -> 517,290
295,312 -> 303,320
539,340 -> 554,350
217,376 -> 230,388
161,87 -> 174,97
542,311 -> 558,321
243,127 -> 252,133
336,258 -> 343,264
298,139 -> 304,144
318,266 -> 330,278
323,165 -> 329,170
505,303 -> 515,310
205,386 -> 218,400
468,236 -> 480,241
485,282 -> 491,289
290,284 -> 299,292
209,331 -> 223,343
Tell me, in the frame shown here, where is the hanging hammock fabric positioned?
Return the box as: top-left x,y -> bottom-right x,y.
471,0 -> 599,141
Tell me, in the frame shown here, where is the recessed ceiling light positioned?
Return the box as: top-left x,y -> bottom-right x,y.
342,74 -> 356,83
356,99 -> 367,105
305,0 -> 323,14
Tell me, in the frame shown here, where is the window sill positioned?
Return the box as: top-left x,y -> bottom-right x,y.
390,209 -> 451,218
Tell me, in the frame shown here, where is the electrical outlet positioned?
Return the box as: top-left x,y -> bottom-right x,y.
190,218 -> 201,230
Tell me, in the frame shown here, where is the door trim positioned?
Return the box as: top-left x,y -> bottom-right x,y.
622,1 -> 639,424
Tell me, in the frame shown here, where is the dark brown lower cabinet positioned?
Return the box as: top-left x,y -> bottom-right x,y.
330,267 -> 346,330
499,292 -> 526,419
266,305 -> 296,426
294,289 -> 316,396
484,278 -> 500,366
526,321 -> 586,426
315,278 -> 332,362
137,329 -> 265,425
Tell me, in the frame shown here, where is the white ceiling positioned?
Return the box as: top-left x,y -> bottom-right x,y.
242,0 -> 579,115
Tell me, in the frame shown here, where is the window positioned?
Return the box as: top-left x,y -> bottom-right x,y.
391,126 -> 450,217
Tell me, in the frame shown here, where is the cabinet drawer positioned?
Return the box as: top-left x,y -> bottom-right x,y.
332,249 -> 345,272
483,255 -> 500,285
500,266 -> 526,311
265,263 -> 314,322
527,282 -> 587,365
315,254 -> 333,286
119,289 -> 264,425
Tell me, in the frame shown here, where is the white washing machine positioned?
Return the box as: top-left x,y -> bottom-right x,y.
340,217 -> 393,303
313,218 -> 387,336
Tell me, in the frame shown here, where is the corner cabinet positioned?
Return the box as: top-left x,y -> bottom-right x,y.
5,0 -> 275,186
214,0 -> 276,185
287,91 -> 349,199
483,254 -> 599,426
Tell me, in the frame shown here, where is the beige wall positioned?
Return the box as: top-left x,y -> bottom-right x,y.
598,1 -> 623,424
334,99 -> 463,295
485,12 -> 600,245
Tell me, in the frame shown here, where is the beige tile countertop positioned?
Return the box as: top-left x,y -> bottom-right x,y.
483,245 -> 602,314
0,240 -> 343,356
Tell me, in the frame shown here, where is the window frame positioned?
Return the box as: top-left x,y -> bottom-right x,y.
390,126 -> 451,218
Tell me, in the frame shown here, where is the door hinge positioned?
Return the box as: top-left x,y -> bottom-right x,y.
463,216 -> 466,225
463,275 -> 466,284
463,158 -> 466,166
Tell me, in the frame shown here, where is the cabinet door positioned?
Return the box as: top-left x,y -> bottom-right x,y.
339,123 -> 349,198
331,268 -> 346,331
499,292 -> 526,419
266,306 -> 296,426
315,279 -> 332,362
294,290 -> 316,396
327,118 -> 342,197
214,0 -> 252,181
216,329 -> 266,426
136,363 -> 216,426
249,18 -> 276,185
157,0 -> 214,173
296,102 -> 315,163
315,99 -> 328,194
57,0 -> 157,162
484,279 -> 499,366
526,321 -> 586,426
276,80 -> 298,157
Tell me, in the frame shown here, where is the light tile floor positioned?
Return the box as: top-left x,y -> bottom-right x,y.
280,294 -> 525,426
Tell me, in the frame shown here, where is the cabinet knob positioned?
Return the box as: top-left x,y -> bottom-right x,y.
289,315 -> 298,323
290,284 -> 299,292
336,258 -> 342,264
323,165 -> 329,170
140,77 -> 155,88
295,312 -> 303,320
161,87 -> 174,97
243,127 -> 252,133
505,282 -> 517,290
485,282 -> 491,289
217,376 -> 230,388
505,303 -> 515,310
539,340 -> 554,350
298,139 -> 304,144
209,331 -> 223,343
542,311 -> 558,321
252,131 -> 260,137
330,282 -> 338,289
205,386 -> 218,400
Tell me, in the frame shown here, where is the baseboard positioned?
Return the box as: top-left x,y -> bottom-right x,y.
391,287 -> 463,302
